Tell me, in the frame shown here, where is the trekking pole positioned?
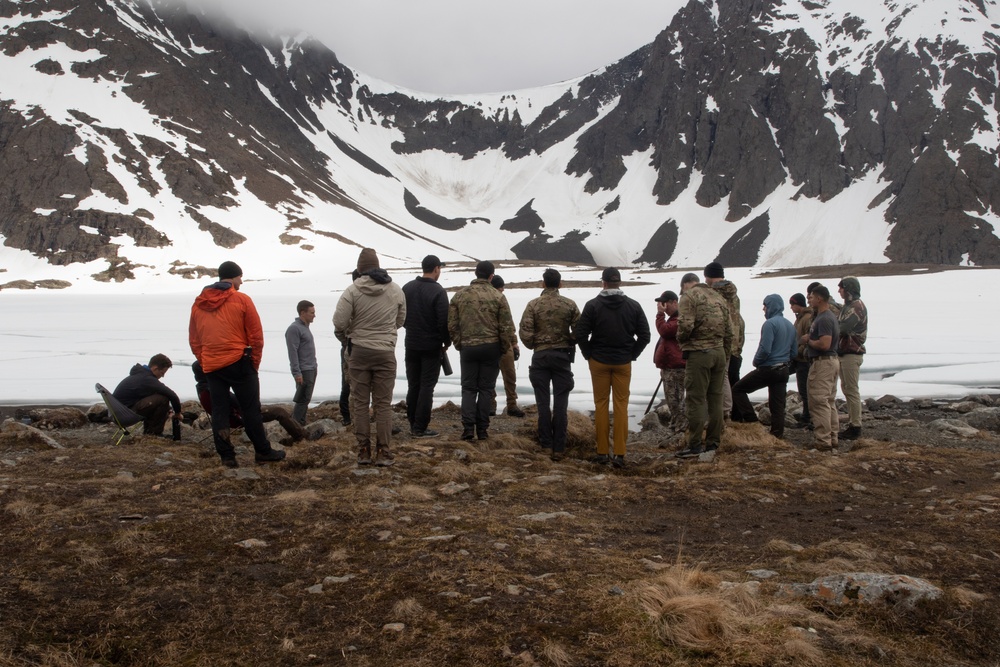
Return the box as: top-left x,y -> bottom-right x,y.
644,379 -> 663,415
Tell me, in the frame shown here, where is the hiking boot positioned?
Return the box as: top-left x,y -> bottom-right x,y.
839,425 -> 861,440
411,428 -> 439,439
357,444 -> 372,466
591,454 -> 611,465
550,451 -> 565,462
461,428 -> 476,442
342,418 -> 352,427
611,455 -> 626,469
477,428 -> 489,440
506,406 -> 525,418
221,457 -> 238,469
374,446 -> 395,467
705,443 -> 718,452
675,447 -> 704,459
255,449 -> 286,464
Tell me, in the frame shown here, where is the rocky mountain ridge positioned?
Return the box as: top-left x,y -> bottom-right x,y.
1,0 -> 1000,285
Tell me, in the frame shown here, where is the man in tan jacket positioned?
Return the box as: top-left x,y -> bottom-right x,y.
334,248 -> 406,466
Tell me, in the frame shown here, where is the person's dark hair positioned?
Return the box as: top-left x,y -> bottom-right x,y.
807,281 -> 822,295
704,262 -> 725,279
490,275 -> 505,290
812,285 -> 831,302
542,268 -> 561,289
149,353 -> 172,369
475,260 -> 495,280
421,255 -> 445,274
351,269 -> 361,281
680,272 -> 700,286
297,300 -> 314,314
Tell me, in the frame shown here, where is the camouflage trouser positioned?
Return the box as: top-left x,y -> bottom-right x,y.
659,368 -> 687,431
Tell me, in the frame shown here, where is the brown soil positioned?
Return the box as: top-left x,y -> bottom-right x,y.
2,399 -> 999,666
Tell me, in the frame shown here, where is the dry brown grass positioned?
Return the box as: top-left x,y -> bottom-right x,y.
2,405 -> 999,666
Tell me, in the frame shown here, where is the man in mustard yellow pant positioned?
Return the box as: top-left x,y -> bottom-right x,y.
575,268 -> 650,468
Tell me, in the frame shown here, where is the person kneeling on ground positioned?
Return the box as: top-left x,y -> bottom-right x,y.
112,353 -> 182,436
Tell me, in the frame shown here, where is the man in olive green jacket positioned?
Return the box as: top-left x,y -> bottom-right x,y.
448,260 -> 517,441
675,272 -> 733,458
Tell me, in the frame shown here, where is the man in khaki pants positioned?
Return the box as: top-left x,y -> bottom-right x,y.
837,277 -> 868,440
802,285 -> 840,450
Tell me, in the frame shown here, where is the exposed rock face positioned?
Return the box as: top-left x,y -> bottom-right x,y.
1,0 -> 999,275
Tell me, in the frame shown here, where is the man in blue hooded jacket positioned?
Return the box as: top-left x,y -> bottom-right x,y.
731,294 -> 797,439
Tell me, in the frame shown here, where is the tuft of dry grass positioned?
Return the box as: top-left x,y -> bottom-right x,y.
392,597 -> 425,620
781,637 -> 825,664
540,640 -> 572,667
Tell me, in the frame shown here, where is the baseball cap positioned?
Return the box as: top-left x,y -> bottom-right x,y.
655,290 -> 679,303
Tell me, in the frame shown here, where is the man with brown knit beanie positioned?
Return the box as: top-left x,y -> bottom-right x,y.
334,248 -> 406,466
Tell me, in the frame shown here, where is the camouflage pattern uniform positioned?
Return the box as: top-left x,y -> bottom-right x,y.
793,307 -> 814,422
448,279 -> 517,436
837,276 -> 868,431
519,288 -> 581,454
448,279 -> 516,351
678,283 -> 733,453
712,279 -> 745,416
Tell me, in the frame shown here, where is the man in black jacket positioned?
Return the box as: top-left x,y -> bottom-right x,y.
112,353 -> 182,436
402,255 -> 451,437
576,268 -> 651,468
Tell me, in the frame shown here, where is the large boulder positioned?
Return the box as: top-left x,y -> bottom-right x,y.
780,573 -> 941,610
963,407 -> 1000,432
16,407 -> 88,430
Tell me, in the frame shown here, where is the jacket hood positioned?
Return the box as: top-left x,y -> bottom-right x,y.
356,272 -> 392,295
763,294 -> 784,319
361,268 -> 392,285
598,289 -> 626,308
194,282 -> 237,312
128,363 -> 149,377
713,280 -> 738,300
840,276 -> 861,299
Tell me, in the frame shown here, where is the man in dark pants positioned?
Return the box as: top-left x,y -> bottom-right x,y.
789,293 -> 813,426
519,268 -> 580,461
285,300 -> 317,425
731,294 -> 797,438
402,255 -> 451,438
448,260 -> 517,441
189,261 -> 285,468
338,270 -> 360,427
112,353 -> 182,436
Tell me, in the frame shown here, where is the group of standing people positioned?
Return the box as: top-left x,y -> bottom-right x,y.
111,253 -> 868,469
652,263 -> 869,457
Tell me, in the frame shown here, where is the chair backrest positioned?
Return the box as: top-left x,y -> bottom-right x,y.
95,383 -> 144,444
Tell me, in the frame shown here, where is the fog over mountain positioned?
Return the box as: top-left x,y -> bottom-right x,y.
2,0 -> 999,287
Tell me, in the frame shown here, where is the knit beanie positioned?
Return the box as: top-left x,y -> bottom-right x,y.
357,248 -> 379,273
219,261 -> 242,280
789,293 -> 806,307
490,275 -> 505,289
704,262 -> 725,279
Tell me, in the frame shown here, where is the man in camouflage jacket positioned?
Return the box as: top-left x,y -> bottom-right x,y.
837,276 -> 868,440
675,272 -> 733,458
704,262 -> 745,420
448,260 -> 517,440
519,268 -> 581,460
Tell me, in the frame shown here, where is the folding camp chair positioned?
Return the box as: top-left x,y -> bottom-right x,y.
95,383 -> 144,446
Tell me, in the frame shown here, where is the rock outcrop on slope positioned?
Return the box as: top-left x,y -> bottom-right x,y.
2,0 -> 999,283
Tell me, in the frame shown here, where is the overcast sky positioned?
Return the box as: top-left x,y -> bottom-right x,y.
186,0 -> 688,94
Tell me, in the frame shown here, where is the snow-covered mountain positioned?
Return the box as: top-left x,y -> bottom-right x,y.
2,0 -> 1000,288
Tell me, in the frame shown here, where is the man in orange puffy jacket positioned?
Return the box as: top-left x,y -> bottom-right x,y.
189,261 -> 285,468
